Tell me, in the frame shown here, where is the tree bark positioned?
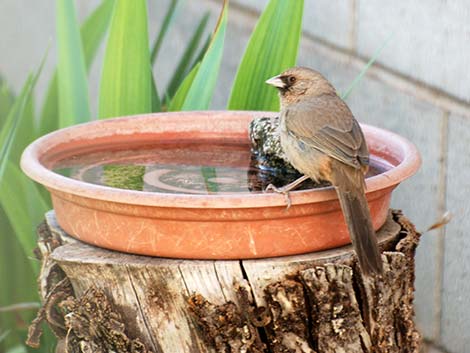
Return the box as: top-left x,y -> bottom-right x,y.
28,210 -> 421,353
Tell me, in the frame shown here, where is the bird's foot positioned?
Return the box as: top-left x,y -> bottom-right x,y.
265,183 -> 293,209
264,175 -> 310,209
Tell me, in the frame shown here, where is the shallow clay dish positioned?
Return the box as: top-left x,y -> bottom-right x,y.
21,111 -> 420,259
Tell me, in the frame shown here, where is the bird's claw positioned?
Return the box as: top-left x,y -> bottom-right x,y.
265,184 -> 292,210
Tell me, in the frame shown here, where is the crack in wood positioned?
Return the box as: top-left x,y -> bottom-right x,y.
212,261 -> 229,302
126,266 -> 161,353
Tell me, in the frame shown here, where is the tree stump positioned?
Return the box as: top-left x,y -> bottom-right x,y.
28,209 -> 422,353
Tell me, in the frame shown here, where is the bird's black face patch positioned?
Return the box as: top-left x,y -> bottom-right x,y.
276,75 -> 298,95
281,75 -> 297,89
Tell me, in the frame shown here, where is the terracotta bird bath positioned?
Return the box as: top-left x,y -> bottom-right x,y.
20,111 -> 420,259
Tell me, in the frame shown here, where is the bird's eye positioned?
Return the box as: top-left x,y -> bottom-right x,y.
288,76 -> 296,84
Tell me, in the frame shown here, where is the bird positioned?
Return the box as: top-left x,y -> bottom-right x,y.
265,66 -> 383,276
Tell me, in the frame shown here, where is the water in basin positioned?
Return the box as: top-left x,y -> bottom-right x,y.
52,142 -> 392,195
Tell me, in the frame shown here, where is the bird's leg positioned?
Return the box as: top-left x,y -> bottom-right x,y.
265,175 -> 310,209
268,174 -> 310,192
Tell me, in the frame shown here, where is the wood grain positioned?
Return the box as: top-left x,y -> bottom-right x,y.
29,210 -> 421,353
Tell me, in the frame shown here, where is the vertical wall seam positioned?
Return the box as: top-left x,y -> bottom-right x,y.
433,110 -> 449,343
350,0 -> 358,54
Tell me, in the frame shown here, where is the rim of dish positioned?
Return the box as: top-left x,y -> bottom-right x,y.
20,111 -> 421,209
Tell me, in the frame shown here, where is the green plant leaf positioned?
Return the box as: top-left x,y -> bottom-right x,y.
0,56 -> 40,166
0,330 -> 10,344
38,0 -> 114,136
0,210 -> 15,350
0,163 -> 48,274
228,0 -> 304,111
165,12 -> 210,98
99,0 -> 152,118
0,76 -> 34,182
163,92 -> 171,110
0,70 -> 47,273
150,0 -> 179,64
0,206 -> 39,351
9,94 -> 35,164
201,167 -> 218,193
167,62 -> 200,111
5,345 -> 27,353
190,34 -> 210,70
341,34 -> 393,100
56,0 -> 91,127
37,75 -> 58,137
102,165 -> 145,190
180,1 -> 228,110
151,74 -> 161,112
81,0 -> 115,67
0,50 -> 46,248
0,77 -> 15,125
149,0 -> 182,112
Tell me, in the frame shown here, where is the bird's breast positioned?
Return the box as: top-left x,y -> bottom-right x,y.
279,126 -> 331,182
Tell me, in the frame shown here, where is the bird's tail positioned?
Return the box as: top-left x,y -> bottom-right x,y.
331,164 -> 383,276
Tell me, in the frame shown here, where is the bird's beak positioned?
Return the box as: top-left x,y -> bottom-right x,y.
265,75 -> 285,89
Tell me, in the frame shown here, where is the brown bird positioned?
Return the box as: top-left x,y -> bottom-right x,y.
266,67 -> 383,276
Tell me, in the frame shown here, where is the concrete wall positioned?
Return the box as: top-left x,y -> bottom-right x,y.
1,1 -> 469,352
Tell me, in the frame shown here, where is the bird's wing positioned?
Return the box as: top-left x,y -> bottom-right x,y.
284,95 -> 369,169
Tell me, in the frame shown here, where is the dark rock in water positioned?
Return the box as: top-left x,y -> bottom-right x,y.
249,116 -> 294,171
248,116 -> 328,191
250,117 -> 282,158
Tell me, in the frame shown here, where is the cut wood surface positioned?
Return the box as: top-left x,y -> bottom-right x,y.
28,210 -> 421,353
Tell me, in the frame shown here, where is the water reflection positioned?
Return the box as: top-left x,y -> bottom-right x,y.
52,143 -> 388,195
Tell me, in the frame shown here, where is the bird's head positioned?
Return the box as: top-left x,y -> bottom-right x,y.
266,67 -> 336,104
